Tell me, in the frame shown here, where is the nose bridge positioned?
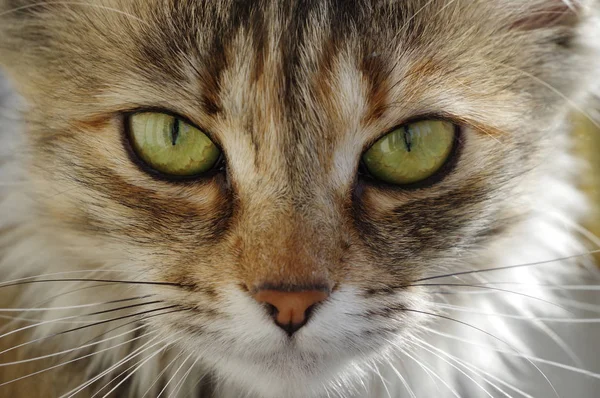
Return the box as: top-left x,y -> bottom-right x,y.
237,193 -> 338,289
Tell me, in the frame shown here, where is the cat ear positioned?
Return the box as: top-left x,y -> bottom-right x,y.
509,0 -> 588,30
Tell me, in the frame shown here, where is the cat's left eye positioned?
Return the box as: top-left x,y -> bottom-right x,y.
362,120 -> 456,185
127,112 -> 221,177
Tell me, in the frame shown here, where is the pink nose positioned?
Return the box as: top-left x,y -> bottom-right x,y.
254,289 -> 329,336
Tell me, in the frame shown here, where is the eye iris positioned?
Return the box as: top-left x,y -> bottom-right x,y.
362,120 -> 455,185
129,113 -> 221,177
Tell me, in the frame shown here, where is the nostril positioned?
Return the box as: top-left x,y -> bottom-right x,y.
264,303 -> 279,318
304,303 -> 318,320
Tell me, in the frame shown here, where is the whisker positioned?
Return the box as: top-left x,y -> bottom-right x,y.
373,363 -> 393,398
140,349 -> 187,398
384,359 -> 417,398
156,352 -> 195,398
0,300 -> 164,342
69,306 -> 183,356
0,283 -> 133,335
416,250 -> 600,282
0,295 -> 153,312
98,338 -> 181,398
89,351 -> 157,398
0,314 -> 102,325
410,283 -> 571,313
0,278 -> 183,289
0,269 -> 165,287
406,339 -> 496,398
421,326 -> 600,380
554,297 -> 600,314
0,330 -> 158,389
0,305 -> 177,358
61,334 -> 170,398
0,308 -> 184,388
168,355 -> 202,398
0,323 -> 150,367
429,302 -> 599,323
458,284 -> 600,291
396,348 -> 440,391
413,337 -> 533,398
464,274 -> 585,367
90,341 -> 185,398
399,348 -> 461,398
543,211 -> 600,253
402,309 -> 560,398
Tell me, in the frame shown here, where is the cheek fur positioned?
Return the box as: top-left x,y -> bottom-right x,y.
0,0 -> 598,397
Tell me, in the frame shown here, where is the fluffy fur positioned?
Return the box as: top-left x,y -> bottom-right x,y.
0,0 -> 599,397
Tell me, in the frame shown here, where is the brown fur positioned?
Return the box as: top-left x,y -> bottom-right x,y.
0,1 -> 598,397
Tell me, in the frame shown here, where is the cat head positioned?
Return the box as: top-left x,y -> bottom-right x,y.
0,0 -> 598,396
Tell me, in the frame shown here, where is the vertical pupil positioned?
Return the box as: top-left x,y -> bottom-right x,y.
403,126 -> 412,152
171,119 -> 180,146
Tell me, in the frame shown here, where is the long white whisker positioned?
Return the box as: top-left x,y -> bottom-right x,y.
430,302 -> 600,323
140,349 -> 187,398
385,359 -> 417,398
397,347 -> 441,391
0,300 -> 162,341
418,250 -> 600,282
0,330 -> 157,388
169,356 -> 202,398
403,309 -> 560,398
441,284 -> 600,291
422,326 -> 600,380
99,339 -> 177,398
0,269 -> 151,287
408,338 -> 499,398
400,349 -> 461,398
414,337 -> 534,398
555,296 -> 600,314
156,352 -> 195,398
90,353 -> 157,398
0,313 -> 102,325
61,334 -> 172,398
0,295 -> 153,312
0,323 -> 149,367
0,306 -> 178,359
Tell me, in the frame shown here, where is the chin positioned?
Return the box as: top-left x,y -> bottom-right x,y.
206,354 -> 361,398
199,343 -> 384,398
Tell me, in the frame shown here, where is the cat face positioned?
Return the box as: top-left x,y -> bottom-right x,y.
0,0 -> 598,396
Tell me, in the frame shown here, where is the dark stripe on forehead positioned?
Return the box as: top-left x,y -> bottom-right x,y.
328,0 -> 370,38
195,1 -> 260,116
279,1 -> 318,107
136,1 -> 266,116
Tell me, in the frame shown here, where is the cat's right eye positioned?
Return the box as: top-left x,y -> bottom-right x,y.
127,112 -> 221,177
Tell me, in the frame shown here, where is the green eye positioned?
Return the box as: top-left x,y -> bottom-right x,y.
128,112 -> 221,177
362,120 -> 456,185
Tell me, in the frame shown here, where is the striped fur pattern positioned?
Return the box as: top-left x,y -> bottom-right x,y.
0,1 -> 599,397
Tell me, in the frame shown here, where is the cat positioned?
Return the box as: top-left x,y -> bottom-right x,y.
0,0 -> 599,397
